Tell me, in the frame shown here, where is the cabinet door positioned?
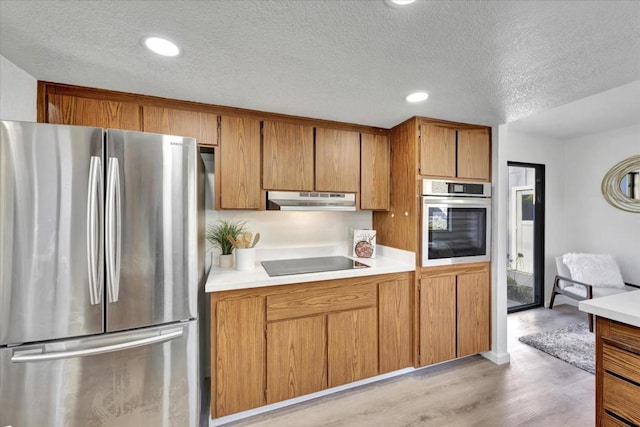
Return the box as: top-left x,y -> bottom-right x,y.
315,128 -> 360,192
360,133 -> 390,210
457,129 -> 490,181
378,278 -> 412,373
457,271 -> 491,357
262,120 -> 314,191
219,115 -> 261,209
142,106 -> 218,146
267,316 -> 327,404
419,124 -> 456,178
215,296 -> 265,417
419,276 -> 456,366
327,307 -> 378,387
48,94 -> 141,131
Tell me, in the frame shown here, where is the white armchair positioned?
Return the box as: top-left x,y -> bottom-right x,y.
549,253 -> 637,332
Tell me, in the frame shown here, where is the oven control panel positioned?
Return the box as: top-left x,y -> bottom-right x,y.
422,179 -> 491,197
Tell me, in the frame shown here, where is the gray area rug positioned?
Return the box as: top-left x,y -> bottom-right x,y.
518,323 -> 595,374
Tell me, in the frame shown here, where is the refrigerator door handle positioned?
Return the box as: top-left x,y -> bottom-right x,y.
86,156 -> 103,305
10,328 -> 184,363
106,157 -> 121,303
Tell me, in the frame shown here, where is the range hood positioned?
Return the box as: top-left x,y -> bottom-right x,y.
267,191 -> 356,211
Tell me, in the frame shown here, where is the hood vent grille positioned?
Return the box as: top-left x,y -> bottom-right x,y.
266,191 -> 356,211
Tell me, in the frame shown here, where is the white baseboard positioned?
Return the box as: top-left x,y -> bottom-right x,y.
209,367 -> 415,426
481,350 -> 511,365
208,350 -> 510,425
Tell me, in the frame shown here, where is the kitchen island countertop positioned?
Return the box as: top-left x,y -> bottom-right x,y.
205,244 -> 415,293
579,289 -> 640,327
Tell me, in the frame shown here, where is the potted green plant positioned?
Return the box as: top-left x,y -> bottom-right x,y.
206,219 -> 246,268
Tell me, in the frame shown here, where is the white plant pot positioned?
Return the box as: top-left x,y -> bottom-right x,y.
219,253 -> 234,269
235,248 -> 255,271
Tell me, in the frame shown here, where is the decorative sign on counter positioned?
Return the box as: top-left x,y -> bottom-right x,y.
353,229 -> 376,258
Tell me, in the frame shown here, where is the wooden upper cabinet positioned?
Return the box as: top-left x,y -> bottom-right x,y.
142,106 -> 218,146
419,124 -> 456,178
457,129 -> 490,181
360,133 -> 390,210
218,115 -> 261,209
419,124 -> 491,182
47,94 -> 142,131
315,128 -> 360,193
262,120 -> 314,191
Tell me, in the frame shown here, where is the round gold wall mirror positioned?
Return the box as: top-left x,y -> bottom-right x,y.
601,155 -> 640,213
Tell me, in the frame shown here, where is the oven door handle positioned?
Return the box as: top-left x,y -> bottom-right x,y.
423,197 -> 491,206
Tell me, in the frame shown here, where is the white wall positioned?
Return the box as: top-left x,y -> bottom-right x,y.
0,55 -> 37,121
503,123 -> 640,306
562,125 -> 640,284
504,130 -> 566,305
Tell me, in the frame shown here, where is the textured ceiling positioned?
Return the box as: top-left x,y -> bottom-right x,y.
1,0 -> 639,131
508,80 -> 640,139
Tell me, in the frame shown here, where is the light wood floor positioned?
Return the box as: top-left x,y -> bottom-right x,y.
228,304 -> 594,427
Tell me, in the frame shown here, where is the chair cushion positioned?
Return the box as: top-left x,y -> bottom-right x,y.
562,253 -> 626,289
562,285 -> 627,299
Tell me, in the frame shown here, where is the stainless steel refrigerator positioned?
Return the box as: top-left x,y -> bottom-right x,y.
0,120 -> 201,426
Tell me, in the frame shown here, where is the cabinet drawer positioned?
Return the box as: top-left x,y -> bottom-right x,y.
602,373 -> 640,424
603,342 -> 640,384
602,411 -> 634,427
267,283 -> 377,321
608,321 -> 640,349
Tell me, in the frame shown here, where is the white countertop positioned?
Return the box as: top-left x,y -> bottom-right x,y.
579,289 -> 640,328
205,244 -> 415,293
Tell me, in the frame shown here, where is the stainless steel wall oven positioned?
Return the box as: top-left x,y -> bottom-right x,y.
421,179 -> 491,267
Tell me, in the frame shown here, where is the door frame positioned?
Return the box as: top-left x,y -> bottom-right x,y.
507,162 -> 545,313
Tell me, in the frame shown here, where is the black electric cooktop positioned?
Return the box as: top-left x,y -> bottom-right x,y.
261,256 -> 370,277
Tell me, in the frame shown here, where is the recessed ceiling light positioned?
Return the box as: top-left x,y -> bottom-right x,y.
143,36 -> 180,57
406,92 -> 429,103
384,0 -> 416,7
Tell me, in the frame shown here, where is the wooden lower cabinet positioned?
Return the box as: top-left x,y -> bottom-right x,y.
328,307 -> 378,387
457,271 -> 491,357
419,276 -> 456,365
378,278 -> 412,373
214,296 -> 265,417
418,262 -> 491,366
267,316 -> 327,403
211,273 -> 412,418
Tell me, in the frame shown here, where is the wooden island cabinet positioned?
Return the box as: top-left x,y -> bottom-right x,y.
210,272 -> 412,418
595,317 -> 640,426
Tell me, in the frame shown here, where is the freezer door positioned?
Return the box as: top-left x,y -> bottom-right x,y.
0,321 -> 198,427
0,121 -> 104,346
105,130 -> 197,332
